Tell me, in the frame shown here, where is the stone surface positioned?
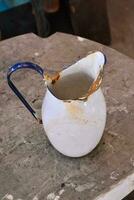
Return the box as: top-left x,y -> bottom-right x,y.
0,33 -> 134,200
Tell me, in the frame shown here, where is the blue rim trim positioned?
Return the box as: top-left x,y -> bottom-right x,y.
7,62 -> 44,122
103,53 -> 107,65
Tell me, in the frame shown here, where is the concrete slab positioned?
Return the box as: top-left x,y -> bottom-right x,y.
0,33 -> 134,200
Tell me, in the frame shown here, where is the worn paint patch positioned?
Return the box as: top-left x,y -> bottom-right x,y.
75,182 -> 95,192
77,36 -> 85,42
2,194 -> 14,200
47,189 -> 64,200
34,52 -> 39,57
54,196 -> 60,200
66,182 -> 76,188
32,196 -> 38,200
58,189 -> 65,195
110,171 -> 120,180
108,104 -> 128,114
47,193 -> 55,200
108,131 -> 118,137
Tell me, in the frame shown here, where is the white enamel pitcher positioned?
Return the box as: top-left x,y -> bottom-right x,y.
7,51 -> 106,157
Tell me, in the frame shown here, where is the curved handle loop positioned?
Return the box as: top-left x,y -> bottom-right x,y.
7,62 -> 44,123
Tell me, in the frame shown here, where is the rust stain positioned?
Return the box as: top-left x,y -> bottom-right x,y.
51,73 -> 60,84
44,73 -> 60,84
88,69 -> 103,96
66,102 -> 84,119
66,102 -> 89,124
78,66 -> 103,101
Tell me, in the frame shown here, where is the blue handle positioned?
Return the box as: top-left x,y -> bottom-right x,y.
7,62 -> 44,123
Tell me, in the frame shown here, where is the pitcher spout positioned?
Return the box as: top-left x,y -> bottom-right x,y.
80,51 -> 106,79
